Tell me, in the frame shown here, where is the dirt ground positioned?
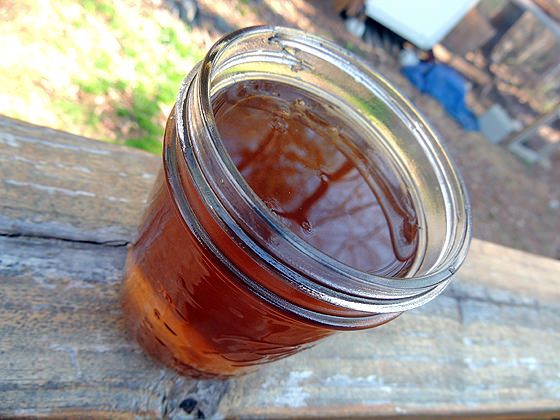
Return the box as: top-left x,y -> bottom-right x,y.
187,0 -> 559,259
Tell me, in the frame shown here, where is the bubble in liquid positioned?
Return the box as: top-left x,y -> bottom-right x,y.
294,99 -> 307,109
263,197 -> 281,213
327,125 -> 339,136
300,219 -> 312,234
271,115 -> 288,133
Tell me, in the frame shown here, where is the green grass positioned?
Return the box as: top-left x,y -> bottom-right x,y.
72,9 -> 204,153
53,99 -> 87,125
125,136 -> 164,154
81,0 -> 118,29
0,0 -> 204,154
345,41 -> 359,53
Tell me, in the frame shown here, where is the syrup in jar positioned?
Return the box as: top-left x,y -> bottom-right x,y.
122,26 -> 470,378
213,80 -> 418,275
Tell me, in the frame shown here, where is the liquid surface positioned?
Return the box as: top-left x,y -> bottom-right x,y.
213,80 -> 418,276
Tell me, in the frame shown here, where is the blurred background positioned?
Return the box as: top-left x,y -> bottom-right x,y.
1,0 -> 558,260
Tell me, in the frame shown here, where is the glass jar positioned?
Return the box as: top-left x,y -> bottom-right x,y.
122,26 -> 471,378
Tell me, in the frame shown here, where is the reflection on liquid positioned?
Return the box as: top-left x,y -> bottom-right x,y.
214,80 -> 418,276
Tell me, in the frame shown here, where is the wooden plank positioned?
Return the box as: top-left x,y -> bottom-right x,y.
218,239 -> 560,418
0,116 -> 227,418
0,116 -> 159,244
0,235 -> 228,418
432,44 -> 492,86
1,115 -> 559,418
514,0 -> 560,39
503,105 -> 560,146
442,8 -> 496,56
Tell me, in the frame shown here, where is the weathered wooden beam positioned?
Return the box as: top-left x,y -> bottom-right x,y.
218,238 -> 560,418
0,235 -> 226,418
1,116 -> 559,418
0,116 -> 159,243
0,116 -> 229,418
504,104 -> 560,147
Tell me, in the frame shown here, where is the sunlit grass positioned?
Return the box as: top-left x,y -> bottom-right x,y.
0,0 -> 204,153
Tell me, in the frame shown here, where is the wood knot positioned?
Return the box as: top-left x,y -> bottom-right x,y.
179,397 -> 198,414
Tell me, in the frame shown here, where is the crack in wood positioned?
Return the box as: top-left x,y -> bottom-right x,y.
0,231 -> 130,247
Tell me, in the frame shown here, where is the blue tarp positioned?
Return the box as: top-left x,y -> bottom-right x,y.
402,63 -> 479,131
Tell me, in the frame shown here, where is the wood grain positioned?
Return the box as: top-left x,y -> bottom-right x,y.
0,116 -> 158,243
1,115 -> 559,418
0,116 -> 227,418
218,238 -> 560,418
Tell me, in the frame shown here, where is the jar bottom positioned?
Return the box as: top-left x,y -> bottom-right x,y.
121,168 -> 335,378
122,257 -> 253,379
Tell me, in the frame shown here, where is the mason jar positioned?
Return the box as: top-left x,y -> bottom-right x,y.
122,26 -> 471,378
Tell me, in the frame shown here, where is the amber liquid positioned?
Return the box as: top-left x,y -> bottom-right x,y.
214,80 -> 418,275
122,80 -> 418,378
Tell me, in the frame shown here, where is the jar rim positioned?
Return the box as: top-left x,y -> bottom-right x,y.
175,26 -> 472,314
